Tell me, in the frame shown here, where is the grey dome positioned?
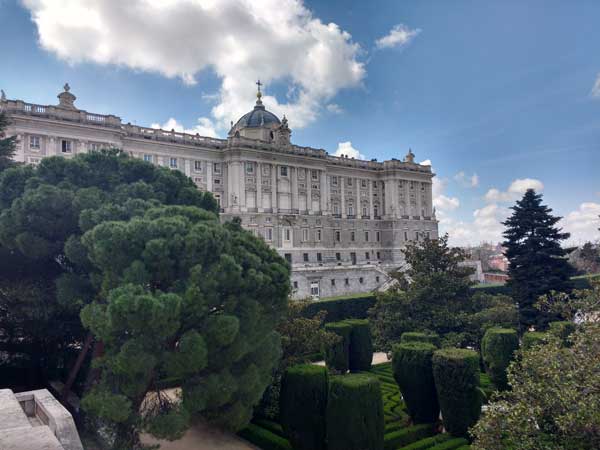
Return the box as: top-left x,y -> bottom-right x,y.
230,102 -> 280,133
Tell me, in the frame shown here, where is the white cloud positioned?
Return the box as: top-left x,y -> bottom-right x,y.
432,176 -> 460,212
561,202 -> 600,244
484,178 -> 544,203
23,0 -> 365,131
326,103 -> 343,114
591,73 -> 600,98
419,159 -> 432,166
443,203 -> 511,247
334,141 -> 364,159
150,117 -> 218,138
454,171 -> 479,188
375,24 -> 421,50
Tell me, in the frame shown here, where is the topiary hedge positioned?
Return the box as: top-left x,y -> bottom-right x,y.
398,433 -> 452,450
280,364 -> 328,450
344,319 -> 374,371
481,328 -> 519,391
400,332 -> 441,348
432,348 -> 482,437
428,437 -> 469,449
521,331 -> 548,350
238,423 -> 292,450
302,295 -> 376,323
548,321 -> 576,346
327,373 -> 384,450
392,342 -> 439,423
324,321 -> 353,373
383,423 -> 435,450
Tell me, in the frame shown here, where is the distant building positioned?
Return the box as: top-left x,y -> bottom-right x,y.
1,83 -> 438,299
460,260 -> 485,283
488,254 -> 509,272
484,272 -> 509,284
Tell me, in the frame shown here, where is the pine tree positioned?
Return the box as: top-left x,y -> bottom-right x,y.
0,112 -> 17,172
502,189 -> 575,330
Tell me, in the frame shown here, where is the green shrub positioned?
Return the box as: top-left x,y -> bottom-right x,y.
392,342 -> 439,423
401,332 -> 441,348
429,437 -> 469,449
548,321 -> 576,346
327,373 -> 384,450
397,433 -> 452,449
344,319 -> 374,371
383,423 -> 435,450
481,328 -> 519,390
521,331 -> 547,349
302,295 -> 376,323
324,322 -> 352,373
280,364 -> 328,450
253,418 -> 285,436
238,423 -> 292,450
432,348 -> 482,437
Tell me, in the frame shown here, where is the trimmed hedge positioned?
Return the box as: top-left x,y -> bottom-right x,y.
238,424 -> 292,450
327,373 -> 384,450
429,437 -> 469,449
432,348 -> 482,437
548,321 -> 576,346
383,423 -> 435,450
280,364 -> 328,450
481,328 -> 519,391
302,295 -> 376,323
397,433 -> 452,449
400,332 -> 441,348
392,342 -> 439,423
324,321 -> 353,373
521,331 -> 548,350
345,319 -> 374,371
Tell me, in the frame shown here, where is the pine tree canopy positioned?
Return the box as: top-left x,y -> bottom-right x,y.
502,189 -> 575,330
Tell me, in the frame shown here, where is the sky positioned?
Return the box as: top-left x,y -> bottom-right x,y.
1,0 -> 599,246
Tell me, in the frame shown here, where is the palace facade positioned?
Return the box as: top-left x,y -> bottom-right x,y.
0,84 -> 438,299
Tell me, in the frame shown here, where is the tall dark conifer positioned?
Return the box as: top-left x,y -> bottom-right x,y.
502,189 -> 575,330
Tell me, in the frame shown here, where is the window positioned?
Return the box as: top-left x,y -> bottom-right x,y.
332,176 -> 338,186
348,205 -> 354,216
302,228 -> 309,242
29,136 -> 40,149
415,231 -> 420,241
194,160 -> 202,171
373,181 -> 378,188
336,252 -> 341,261
404,231 -> 408,241
345,278 -> 349,286
333,204 -> 340,215
359,277 -> 364,284
303,253 -> 309,262
214,194 -> 221,206
293,281 -> 298,289
310,282 -> 320,297
331,279 -> 336,286
312,183 -> 319,190
284,253 -> 292,264
213,163 -> 222,174
144,154 -> 153,162
61,140 -> 72,153
362,207 -> 368,217
377,252 -> 381,260
246,162 -> 254,174
361,179 -> 367,188
284,228 -> 292,242
374,206 -> 379,217
317,253 -> 322,262
280,166 -> 288,176
365,231 -> 369,242
194,177 -> 202,184
376,276 -> 380,283
214,178 -> 221,185
365,252 -> 370,260
347,178 -> 353,186
376,231 -> 381,242
316,229 -> 322,241
335,230 -> 341,242
351,252 -> 356,265
311,170 -> 318,180
169,157 -> 178,168
426,231 -> 431,239
265,228 -> 273,241
350,231 -> 355,242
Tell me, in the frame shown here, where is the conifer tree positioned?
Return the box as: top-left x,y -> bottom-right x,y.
0,112 -> 17,172
502,189 -> 574,330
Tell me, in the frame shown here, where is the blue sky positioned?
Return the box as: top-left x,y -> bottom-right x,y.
1,0 -> 599,245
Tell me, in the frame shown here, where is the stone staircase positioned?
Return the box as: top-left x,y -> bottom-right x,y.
0,389 -> 83,450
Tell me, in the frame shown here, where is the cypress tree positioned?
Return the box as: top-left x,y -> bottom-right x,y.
502,189 -> 575,330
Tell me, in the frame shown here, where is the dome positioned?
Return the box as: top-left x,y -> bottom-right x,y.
229,87 -> 280,135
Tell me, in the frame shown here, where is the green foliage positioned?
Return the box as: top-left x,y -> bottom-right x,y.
0,112 -> 17,172
548,320 -> 576,346
327,373 -> 384,450
432,348 -> 482,437
280,364 -> 328,450
324,321 -> 352,373
397,433 -> 452,450
521,331 -> 547,350
401,332 -> 441,348
383,424 -> 435,450
481,328 -> 519,390
344,319 -> 374,371
392,342 -> 439,424
502,189 -> 575,329
471,284 -> 600,449
301,295 -> 376,323
429,438 -> 469,450
238,424 -> 292,450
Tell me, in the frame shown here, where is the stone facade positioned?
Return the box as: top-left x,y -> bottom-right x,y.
0,84 -> 438,299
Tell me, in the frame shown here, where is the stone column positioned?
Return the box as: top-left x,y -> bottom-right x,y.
207,160 -> 213,192
369,179 -> 374,218
341,176 -> 346,218
257,163 -> 263,212
320,171 -> 327,214
271,164 -> 278,213
291,167 -> 299,212
417,181 -> 423,218
239,161 -> 246,210
307,169 -> 312,215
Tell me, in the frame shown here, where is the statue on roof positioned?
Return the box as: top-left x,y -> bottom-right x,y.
0,89 -> 5,102
405,148 -> 415,163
